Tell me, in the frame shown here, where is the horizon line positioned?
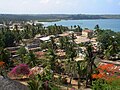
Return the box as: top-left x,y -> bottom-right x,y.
0,13 -> 120,15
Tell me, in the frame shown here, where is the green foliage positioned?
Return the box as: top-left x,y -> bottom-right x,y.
0,48 -> 12,67
17,46 -> 28,63
74,25 -> 82,34
96,30 -> 120,60
24,51 -> 38,67
65,42 -> 77,61
2,30 -> 15,47
17,46 -> 27,56
92,79 -> 110,90
46,48 -> 57,71
84,43 -> 97,87
59,36 -> 70,49
94,24 -> 100,30
0,39 -> 5,48
28,68 -> 59,90
97,30 -> 117,50
92,78 -> 120,90
28,74 -> 44,90
47,25 -> 67,35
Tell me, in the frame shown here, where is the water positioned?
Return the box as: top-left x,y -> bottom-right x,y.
43,19 -> 120,32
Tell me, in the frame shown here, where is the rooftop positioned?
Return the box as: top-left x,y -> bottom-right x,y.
83,30 -> 93,33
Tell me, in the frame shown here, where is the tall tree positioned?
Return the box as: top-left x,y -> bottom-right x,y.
46,48 -> 57,72
0,48 -> 11,67
25,51 -> 37,67
17,46 -> 28,63
2,31 -> 15,47
85,44 -> 96,87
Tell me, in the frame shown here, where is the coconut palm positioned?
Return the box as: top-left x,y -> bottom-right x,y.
104,36 -> 120,60
24,51 -> 38,67
85,44 -> 96,87
46,48 -> 57,72
77,25 -> 82,35
65,41 -> 77,84
0,48 -> 11,67
76,61 -> 87,89
17,46 -> 28,63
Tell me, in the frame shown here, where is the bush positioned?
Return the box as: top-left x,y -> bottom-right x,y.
92,78 -> 120,90
8,64 -> 30,78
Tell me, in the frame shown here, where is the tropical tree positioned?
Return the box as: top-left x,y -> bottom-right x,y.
46,48 -> 57,72
97,30 -> 120,59
64,60 -> 77,84
85,44 -> 96,87
50,37 -> 57,50
65,41 -> 77,84
76,61 -> 87,89
17,46 -> 28,63
104,36 -> 120,60
0,34 -> 5,47
59,36 -> 69,49
94,24 -> 101,36
24,51 -> 38,67
2,30 -> 15,47
0,48 -> 12,68
77,25 -> 82,35
13,30 -> 22,44
94,24 -> 99,30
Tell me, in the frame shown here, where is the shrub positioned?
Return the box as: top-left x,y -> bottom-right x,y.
9,64 -> 30,77
92,78 -> 120,90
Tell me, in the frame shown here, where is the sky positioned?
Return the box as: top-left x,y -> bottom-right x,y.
0,0 -> 120,14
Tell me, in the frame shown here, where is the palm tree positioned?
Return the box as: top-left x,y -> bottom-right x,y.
71,26 -> 73,30
46,48 -> 57,72
25,51 -> 37,67
104,36 -> 119,60
65,42 -> 77,84
17,46 -> 28,63
76,60 -> 87,89
85,44 -> 96,87
50,37 -> 57,50
59,37 -> 64,49
77,25 -> 82,35
94,24 -> 99,30
0,47 -> 12,68
65,60 -> 77,84
74,25 -> 77,29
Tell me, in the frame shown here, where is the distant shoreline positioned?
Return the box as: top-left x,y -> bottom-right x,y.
38,19 -> 61,22
1,14 -> 120,22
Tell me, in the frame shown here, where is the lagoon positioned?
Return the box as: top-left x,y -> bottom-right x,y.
44,19 -> 120,32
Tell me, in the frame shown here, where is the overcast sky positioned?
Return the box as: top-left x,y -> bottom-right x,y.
0,0 -> 120,14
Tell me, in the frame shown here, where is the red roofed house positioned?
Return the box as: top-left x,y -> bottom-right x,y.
82,29 -> 93,38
